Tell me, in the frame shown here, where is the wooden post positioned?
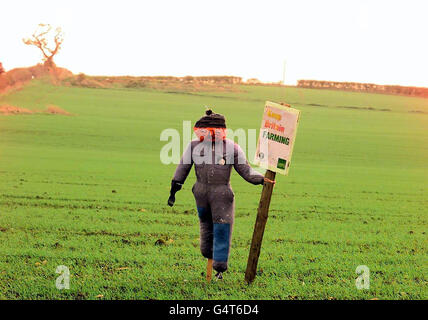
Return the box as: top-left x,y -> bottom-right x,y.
245,169 -> 276,283
206,258 -> 213,282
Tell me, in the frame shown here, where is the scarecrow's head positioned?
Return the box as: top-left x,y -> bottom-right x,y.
193,108 -> 226,141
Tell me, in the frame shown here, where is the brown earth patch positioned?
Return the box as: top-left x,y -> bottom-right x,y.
0,81 -> 25,96
45,105 -> 72,116
0,104 -> 73,116
0,104 -> 34,115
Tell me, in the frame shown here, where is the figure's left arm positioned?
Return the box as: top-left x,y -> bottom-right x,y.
233,143 -> 265,185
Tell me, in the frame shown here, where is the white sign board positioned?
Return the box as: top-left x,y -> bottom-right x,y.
254,101 -> 300,175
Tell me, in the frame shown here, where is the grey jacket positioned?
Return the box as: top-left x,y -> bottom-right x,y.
173,139 -> 264,186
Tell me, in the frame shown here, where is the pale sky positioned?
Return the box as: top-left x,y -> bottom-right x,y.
1,0 -> 427,86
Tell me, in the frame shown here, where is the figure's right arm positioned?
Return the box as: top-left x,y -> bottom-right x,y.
173,142 -> 193,183
168,142 -> 193,206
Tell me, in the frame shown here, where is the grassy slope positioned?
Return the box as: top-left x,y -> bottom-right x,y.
0,81 -> 427,299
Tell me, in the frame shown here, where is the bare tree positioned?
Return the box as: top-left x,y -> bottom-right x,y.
23,24 -> 64,69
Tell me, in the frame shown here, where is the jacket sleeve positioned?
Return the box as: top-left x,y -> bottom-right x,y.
233,143 -> 264,185
173,142 -> 193,184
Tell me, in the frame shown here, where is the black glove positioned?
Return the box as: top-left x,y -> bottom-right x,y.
168,180 -> 183,207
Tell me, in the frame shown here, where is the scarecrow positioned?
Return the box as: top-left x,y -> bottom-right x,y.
168,109 -> 275,280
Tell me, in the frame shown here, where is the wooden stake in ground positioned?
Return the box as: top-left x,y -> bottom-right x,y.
206,258 -> 213,282
247,101 -> 300,283
245,169 -> 276,283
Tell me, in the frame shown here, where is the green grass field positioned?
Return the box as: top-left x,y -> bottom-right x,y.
0,81 -> 427,299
